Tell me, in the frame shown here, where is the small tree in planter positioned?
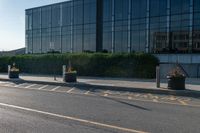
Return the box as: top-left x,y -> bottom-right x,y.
9,63 -> 19,79
167,66 -> 186,90
63,61 -> 77,82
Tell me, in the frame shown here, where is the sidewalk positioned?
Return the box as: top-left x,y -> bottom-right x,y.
0,73 -> 199,97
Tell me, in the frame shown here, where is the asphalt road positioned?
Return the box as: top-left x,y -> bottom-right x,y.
0,82 -> 199,133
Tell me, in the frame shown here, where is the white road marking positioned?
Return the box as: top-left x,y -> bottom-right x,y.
0,84 -> 199,108
104,90 -> 110,94
84,91 -> 90,95
38,85 -> 48,90
178,100 -> 188,105
3,82 -> 15,87
51,86 -> 61,91
25,84 -> 37,89
104,94 -> 108,97
14,83 -> 27,87
128,96 -> 132,100
84,89 -> 92,95
0,102 -> 148,133
67,87 -> 75,93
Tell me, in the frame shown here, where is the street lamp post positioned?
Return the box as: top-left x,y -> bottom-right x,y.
50,42 -> 56,81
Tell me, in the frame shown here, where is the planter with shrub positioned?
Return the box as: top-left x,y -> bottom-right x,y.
8,63 -> 19,79
167,66 -> 186,90
63,61 -> 77,82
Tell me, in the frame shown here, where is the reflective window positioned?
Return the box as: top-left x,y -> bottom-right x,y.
131,19 -> 146,52
194,0 -> 200,12
114,21 -> 128,52
150,0 -> 167,17
115,0 -> 128,20
26,10 -> 32,30
103,22 -> 112,52
33,29 -> 41,53
84,0 -> 96,24
171,0 -> 190,15
32,8 -> 41,29
42,6 -> 51,28
73,0 -> 83,25
26,30 -> 33,54
131,0 -> 147,19
62,26 -> 72,53
41,28 -> 51,53
103,0 -> 112,22
52,27 -> 61,52
52,4 -> 61,27
62,2 -> 72,26
73,25 -> 83,52
83,24 -> 96,52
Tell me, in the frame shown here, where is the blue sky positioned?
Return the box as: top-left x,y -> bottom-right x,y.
0,0 -> 67,51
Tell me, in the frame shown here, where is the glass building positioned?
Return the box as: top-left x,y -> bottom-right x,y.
25,0 -> 200,54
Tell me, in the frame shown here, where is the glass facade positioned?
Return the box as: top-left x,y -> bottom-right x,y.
26,0 -> 200,54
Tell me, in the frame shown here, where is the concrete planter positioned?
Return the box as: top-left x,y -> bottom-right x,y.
9,71 -> 19,79
167,76 -> 185,90
63,72 -> 77,82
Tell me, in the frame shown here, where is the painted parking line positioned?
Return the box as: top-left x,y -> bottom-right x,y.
67,87 -> 75,93
38,85 -> 48,90
0,102 -> 148,133
128,96 -> 132,100
25,84 -> 37,89
104,94 -> 109,97
51,86 -> 61,91
14,83 -> 27,88
0,83 -> 199,108
3,82 -> 15,87
104,90 -> 110,94
84,89 -> 93,95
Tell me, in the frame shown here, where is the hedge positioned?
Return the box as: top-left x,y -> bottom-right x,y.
0,53 -> 159,78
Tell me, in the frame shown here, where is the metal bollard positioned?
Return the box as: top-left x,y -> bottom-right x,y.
63,65 -> 66,81
156,66 -> 160,88
8,65 -> 11,78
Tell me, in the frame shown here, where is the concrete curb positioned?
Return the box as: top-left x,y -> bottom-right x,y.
0,78 -> 200,98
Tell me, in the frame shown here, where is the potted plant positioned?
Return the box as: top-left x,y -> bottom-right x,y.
63,61 -> 77,82
167,66 -> 186,90
9,63 -> 19,79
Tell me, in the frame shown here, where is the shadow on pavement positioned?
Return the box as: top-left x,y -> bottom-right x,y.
100,96 -> 151,111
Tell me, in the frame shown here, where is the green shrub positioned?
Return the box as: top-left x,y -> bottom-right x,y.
0,53 -> 159,78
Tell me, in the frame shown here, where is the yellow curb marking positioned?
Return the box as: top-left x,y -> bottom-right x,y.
0,102 -> 148,133
0,84 -> 199,108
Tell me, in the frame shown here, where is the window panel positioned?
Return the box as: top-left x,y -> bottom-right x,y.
103,0 -> 112,21
32,29 -> 41,53
52,27 -> 61,52
42,6 -> 51,28
41,28 -> 51,53
73,0 -> 83,25
62,2 -> 72,26
132,0 -> 147,19
52,4 -> 61,27
194,0 -> 200,12
62,26 -> 72,53
115,0 -> 129,20
150,0 -> 167,17
26,10 -> 32,30
32,8 -> 41,29
84,0 -> 96,24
